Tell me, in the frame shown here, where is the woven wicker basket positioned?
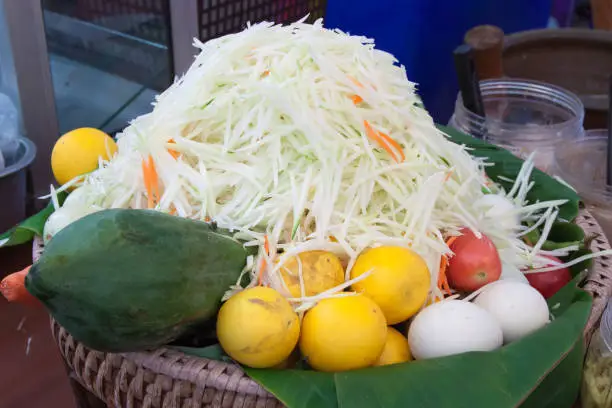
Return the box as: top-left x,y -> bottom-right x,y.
34,208 -> 612,408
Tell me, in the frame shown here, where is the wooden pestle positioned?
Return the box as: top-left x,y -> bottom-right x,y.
591,0 -> 612,31
463,25 -> 505,80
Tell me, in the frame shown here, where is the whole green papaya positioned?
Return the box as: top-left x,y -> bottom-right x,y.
26,209 -> 250,352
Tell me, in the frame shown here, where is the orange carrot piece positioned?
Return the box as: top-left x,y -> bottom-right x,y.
261,70 -> 270,78
437,256 -> 452,295
141,155 -> 161,208
437,235 -> 459,295
257,235 -> 270,286
141,158 -> 154,209
347,75 -> 364,88
0,266 -> 39,306
444,170 -> 454,182
167,139 -> 180,160
351,94 -> 363,104
148,155 -> 161,204
377,131 -> 405,162
363,120 -> 399,163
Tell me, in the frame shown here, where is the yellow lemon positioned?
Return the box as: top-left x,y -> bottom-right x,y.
350,246 -> 430,324
373,327 -> 412,366
299,294 -> 387,372
51,127 -> 118,186
279,251 -> 345,297
217,287 -> 300,368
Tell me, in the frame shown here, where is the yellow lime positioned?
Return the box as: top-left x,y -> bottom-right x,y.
299,294 -> 387,372
279,250 -> 345,297
216,286 -> 300,368
373,327 -> 412,366
51,127 -> 118,186
350,246 -> 431,324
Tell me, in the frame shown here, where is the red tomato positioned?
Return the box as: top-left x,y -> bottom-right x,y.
525,255 -> 571,299
447,228 -> 502,292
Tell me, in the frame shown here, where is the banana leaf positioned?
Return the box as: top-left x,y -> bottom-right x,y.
179,130 -> 590,408
180,278 -> 590,408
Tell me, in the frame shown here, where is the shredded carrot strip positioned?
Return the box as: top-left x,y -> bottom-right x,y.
438,256 -> 452,295
204,216 -> 211,222
141,155 -> 161,209
363,120 -> 399,162
261,70 -> 270,78
347,75 -> 363,88
377,131 -> 405,162
141,159 -> 154,209
148,155 -> 161,204
446,236 -> 459,248
437,236 -> 459,295
444,170 -> 454,182
167,139 -> 180,159
257,235 -> 270,286
351,94 -> 363,104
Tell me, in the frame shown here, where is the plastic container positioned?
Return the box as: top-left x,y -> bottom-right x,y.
448,79 -> 585,174
0,1 -> 22,132
582,300 -> 612,408
0,91 -> 19,162
0,137 -> 36,233
325,0 -> 553,122
553,130 -> 612,238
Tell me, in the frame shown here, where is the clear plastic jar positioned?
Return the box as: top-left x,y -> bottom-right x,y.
448,78 -> 585,174
553,130 -> 612,239
582,300 -> 612,408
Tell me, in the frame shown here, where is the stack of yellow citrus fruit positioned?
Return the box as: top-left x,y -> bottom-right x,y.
216,246 -> 430,372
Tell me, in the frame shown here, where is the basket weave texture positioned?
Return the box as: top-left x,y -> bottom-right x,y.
35,208 -> 612,408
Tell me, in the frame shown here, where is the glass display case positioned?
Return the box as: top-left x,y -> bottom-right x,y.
41,0 -> 174,134
1,0 -> 327,201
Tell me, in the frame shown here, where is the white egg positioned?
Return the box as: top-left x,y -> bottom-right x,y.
474,281 -> 550,344
474,194 -> 520,230
500,262 -> 529,284
407,300 -> 503,360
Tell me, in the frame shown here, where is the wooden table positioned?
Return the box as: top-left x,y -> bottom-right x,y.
1,243 -> 103,408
